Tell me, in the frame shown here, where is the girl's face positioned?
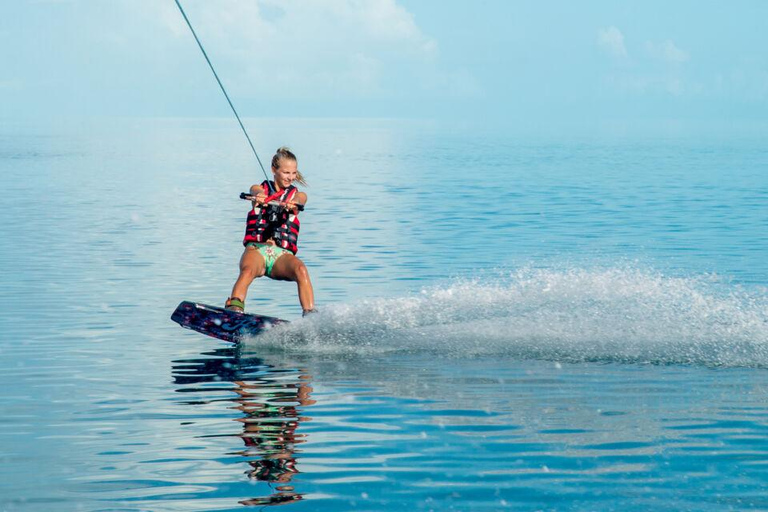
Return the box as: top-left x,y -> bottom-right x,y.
273,159 -> 298,189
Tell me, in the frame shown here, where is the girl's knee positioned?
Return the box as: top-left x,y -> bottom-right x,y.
294,262 -> 310,282
240,266 -> 259,280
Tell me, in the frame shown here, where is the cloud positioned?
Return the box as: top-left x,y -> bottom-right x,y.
162,0 -> 442,100
713,57 -> 768,101
597,30 -> 695,97
645,40 -> 689,64
597,26 -> 628,59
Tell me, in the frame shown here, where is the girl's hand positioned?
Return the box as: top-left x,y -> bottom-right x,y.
281,200 -> 301,213
248,187 -> 267,206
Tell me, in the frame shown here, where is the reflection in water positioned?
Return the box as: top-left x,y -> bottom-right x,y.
172,347 -> 314,507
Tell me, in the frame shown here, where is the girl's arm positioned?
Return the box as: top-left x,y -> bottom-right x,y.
288,191 -> 307,214
249,184 -> 267,207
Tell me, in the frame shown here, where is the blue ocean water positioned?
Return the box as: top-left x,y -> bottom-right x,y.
1,118 -> 768,511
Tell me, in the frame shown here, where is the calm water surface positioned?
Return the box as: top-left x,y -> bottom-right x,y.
1,118 -> 768,511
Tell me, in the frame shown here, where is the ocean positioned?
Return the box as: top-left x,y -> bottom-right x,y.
1,117 -> 767,511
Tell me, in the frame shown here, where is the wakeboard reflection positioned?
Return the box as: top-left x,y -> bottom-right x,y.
172,347 -> 315,507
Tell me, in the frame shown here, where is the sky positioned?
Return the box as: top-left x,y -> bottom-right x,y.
1,0 -> 767,130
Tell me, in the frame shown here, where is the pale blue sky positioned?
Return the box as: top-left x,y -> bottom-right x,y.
2,0 -> 767,130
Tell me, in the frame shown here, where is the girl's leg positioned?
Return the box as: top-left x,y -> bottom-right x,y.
269,254 -> 315,312
230,246 -> 266,305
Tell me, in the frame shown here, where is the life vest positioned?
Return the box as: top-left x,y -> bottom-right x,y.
243,180 -> 301,254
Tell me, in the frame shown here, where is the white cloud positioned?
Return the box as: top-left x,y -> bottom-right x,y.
713,58 -> 768,100
597,26 -> 628,59
598,31 -> 694,97
603,72 -> 689,97
162,0 -> 441,100
645,40 -> 689,64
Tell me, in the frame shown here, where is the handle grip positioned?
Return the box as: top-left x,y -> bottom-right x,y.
240,192 -> 305,211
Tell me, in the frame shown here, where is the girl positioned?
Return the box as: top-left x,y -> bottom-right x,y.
226,147 -> 316,316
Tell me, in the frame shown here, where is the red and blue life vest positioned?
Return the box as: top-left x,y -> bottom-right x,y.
243,180 -> 301,254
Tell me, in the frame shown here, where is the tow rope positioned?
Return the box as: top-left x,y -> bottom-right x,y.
174,0 -> 270,181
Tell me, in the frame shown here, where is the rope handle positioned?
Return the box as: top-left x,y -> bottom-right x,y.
240,193 -> 305,211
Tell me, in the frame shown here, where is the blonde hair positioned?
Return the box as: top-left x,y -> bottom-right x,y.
271,146 -> 307,186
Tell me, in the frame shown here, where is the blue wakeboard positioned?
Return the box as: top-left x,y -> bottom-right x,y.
171,301 -> 287,342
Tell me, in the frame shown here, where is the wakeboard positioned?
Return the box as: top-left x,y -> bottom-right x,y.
171,301 -> 287,342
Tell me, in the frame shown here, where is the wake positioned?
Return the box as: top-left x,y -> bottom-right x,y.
249,267 -> 768,367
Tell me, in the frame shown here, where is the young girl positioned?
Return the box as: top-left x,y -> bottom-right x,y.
225,147 -> 316,316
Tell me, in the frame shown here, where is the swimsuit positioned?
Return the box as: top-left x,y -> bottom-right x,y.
246,243 -> 292,277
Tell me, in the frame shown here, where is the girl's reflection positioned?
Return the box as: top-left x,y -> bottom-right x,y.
233,373 -> 315,506
173,347 -> 314,507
